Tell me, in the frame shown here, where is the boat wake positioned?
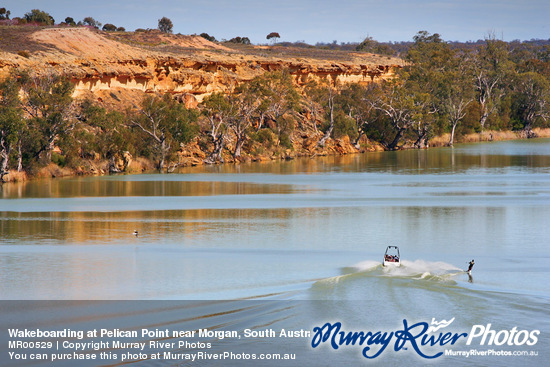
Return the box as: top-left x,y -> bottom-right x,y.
314,259 -> 465,290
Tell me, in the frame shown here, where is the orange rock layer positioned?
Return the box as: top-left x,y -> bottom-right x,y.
0,27 -> 403,109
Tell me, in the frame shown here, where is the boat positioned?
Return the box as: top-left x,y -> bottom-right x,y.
383,246 -> 401,267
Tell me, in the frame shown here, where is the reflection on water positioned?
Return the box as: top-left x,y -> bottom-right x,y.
0,139 -> 549,300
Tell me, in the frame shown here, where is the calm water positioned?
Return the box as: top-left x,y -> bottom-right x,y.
1,139 -> 549,366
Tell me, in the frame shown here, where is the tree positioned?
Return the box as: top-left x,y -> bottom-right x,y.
338,83 -> 378,148
316,81 -> 338,147
266,32 -> 280,44
440,54 -> 475,146
302,80 -> 324,133
513,72 -> 550,137
64,17 -> 76,26
200,33 -> 217,42
158,17 -> 173,33
0,75 -> 24,181
77,99 -> 127,162
130,94 -> 198,170
102,23 -> 117,32
200,92 -> 237,163
251,70 -> 300,144
116,27 -> 126,32
19,73 -> 76,163
0,7 -> 11,20
24,9 -> 55,25
227,36 -> 251,45
473,35 -> 512,132
368,80 -> 432,150
356,36 -> 395,56
82,17 -> 101,28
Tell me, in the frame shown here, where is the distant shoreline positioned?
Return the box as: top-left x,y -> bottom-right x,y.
2,129 -> 549,184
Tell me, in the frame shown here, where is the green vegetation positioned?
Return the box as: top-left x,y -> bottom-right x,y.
24,9 -> 55,25
158,17 -> 173,33
64,17 -> 76,26
0,8 -> 10,20
82,16 -> 101,29
267,32 -> 280,44
226,36 -> 251,45
1,13 -> 549,181
199,33 -> 217,42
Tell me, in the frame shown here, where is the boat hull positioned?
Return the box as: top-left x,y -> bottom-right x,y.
383,260 -> 401,267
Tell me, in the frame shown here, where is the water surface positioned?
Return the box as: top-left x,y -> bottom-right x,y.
1,139 -> 549,366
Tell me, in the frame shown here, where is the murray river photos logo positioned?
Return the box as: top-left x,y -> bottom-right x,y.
311,318 -> 540,359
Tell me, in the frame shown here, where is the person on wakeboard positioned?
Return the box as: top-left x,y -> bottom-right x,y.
466,259 -> 475,273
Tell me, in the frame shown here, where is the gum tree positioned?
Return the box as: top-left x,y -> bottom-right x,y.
513,71 -> 550,137
201,92 -> 237,164
473,35 -> 513,132
130,94 -> 198,170
0,75 -> 23,181
20,73 -> 75,163
158,17 -> 173,33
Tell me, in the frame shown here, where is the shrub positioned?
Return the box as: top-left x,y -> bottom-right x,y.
227,36 -> 251,45
82,16 -> 101,29
200,33 -> 217,42
24,9 -> 54,25
102,23 -> 117,32
251,128 -> 275,148
279,133 -> 292,149
158,17 -> 173,33
64,17 -> 76,26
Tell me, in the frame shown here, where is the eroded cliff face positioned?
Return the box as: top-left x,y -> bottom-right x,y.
0,27 -> 402,108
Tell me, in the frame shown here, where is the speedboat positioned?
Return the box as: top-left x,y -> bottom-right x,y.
383,246 -> 401,267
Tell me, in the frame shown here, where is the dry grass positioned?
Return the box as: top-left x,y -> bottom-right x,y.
532,128 -> 550,137
429,129 -> 550,148
2,170 -> 28,182
460,130 -> 519,143
223,43 -> 404,65
127,157 -> 155,173
0,25 -> 57,54
36,163 -> 74,179
429,134 -> 451,147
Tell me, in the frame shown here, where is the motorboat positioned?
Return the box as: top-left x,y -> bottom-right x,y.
383,246 -> 401,267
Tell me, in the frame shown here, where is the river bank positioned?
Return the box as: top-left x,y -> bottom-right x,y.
2,128 -> 550,183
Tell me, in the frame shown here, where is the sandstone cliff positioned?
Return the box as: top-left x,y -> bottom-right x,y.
0,26 -> 403,110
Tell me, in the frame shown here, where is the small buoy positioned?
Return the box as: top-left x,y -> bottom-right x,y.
133,230 -> 138,237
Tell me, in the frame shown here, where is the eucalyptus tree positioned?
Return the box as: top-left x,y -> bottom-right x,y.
19,72 -> 76,164
404,31 -> 455,148
302,78 -> 340,147
473,35 -> 513,132
201,92 -> 238,164
369,79 -> 432,150
337,83 -> 378,148
513,71 -> 550,137
254,70 -> 300,144
302,79 -> 324,133
316,80 -> 338,147
130,94 -> 198,170
78,99 -> 128,161
369,81 -> 413,150
440,52 -> 476,146
0,75 -> 24,181
229,81 -> 264,158
158,17 -> 173,33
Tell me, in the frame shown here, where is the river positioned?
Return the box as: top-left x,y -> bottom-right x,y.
0,139 -> 549,366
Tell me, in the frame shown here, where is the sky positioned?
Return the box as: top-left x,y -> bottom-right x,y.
3,0 -> 549,44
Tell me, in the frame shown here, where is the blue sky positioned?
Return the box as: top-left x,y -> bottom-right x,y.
3,0 -> 549,44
